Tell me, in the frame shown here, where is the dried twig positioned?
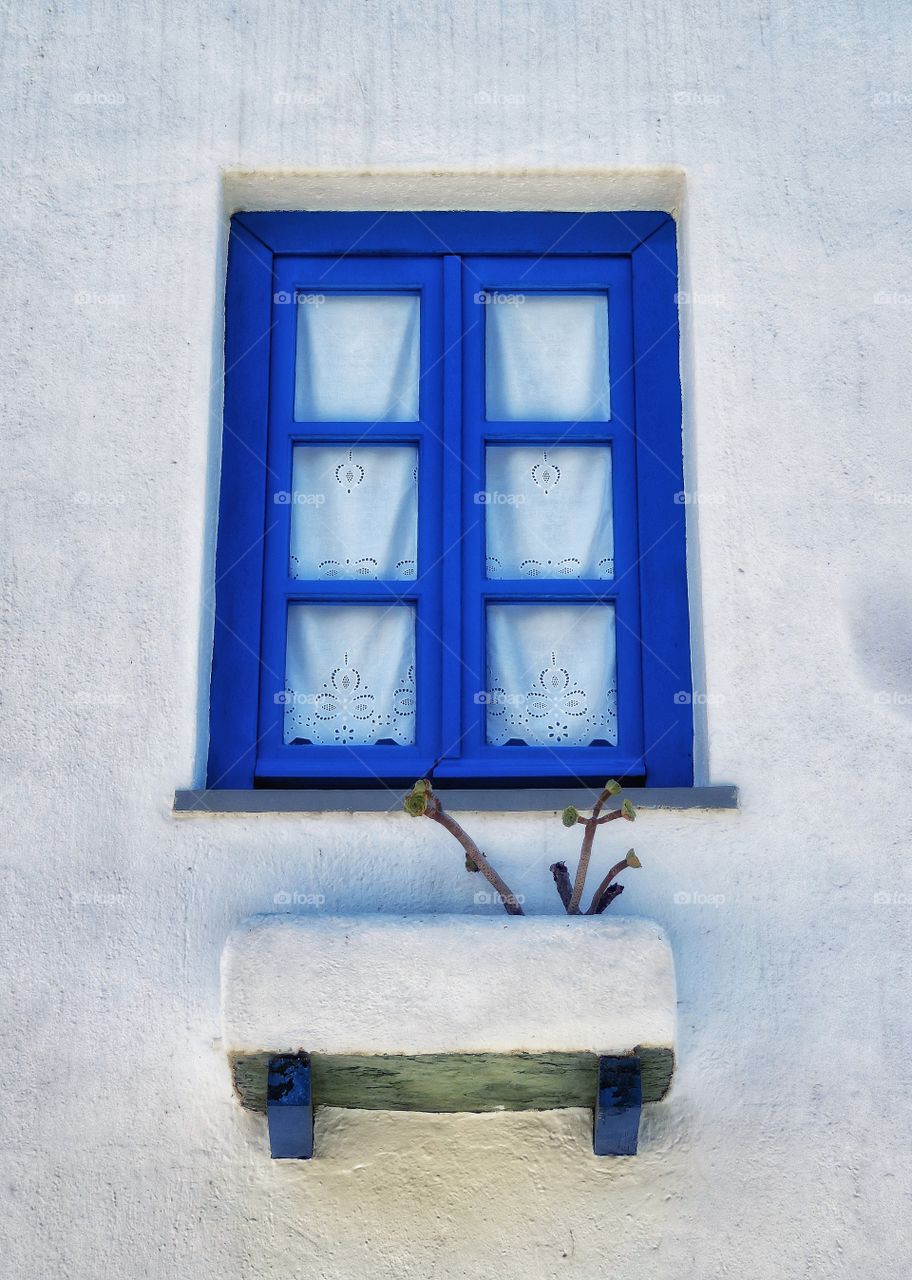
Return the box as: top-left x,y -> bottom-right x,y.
549,861 -> 573,910
591,882 -> 625,914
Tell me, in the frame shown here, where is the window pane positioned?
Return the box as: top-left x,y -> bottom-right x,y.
284,605 -> 416,746
289,445 -> 418,580
485,604 -> 617,746
485,294 -> 610,421
294,294 -> 420,421
485,445 -> 613,579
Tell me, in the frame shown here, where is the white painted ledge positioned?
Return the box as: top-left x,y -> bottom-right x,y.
221,168 -> 686,217
221,913 -> 676,1058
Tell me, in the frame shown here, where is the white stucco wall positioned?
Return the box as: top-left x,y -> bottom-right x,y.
3,2 -> 912,1276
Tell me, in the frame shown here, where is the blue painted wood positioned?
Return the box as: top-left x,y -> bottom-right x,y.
430,754 -> 646,782
206,219 -> 273,788
630,219 -> 694,784
439,256 -> 465,766
267,1055 -> 314,1159
457,254 -> 645,782
593,1055 -> 642,1156
254,255 -> 444,783
208,211 -> 693,788
234,211 -> 671,257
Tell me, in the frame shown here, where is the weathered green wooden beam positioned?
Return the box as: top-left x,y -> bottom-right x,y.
232,1047 -> 674,1114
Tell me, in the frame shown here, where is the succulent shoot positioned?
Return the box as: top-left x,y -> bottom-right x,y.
401,780 -> 524,916
563,785 -> 643,914
404,778 -> 644,917
403,780 -> 430,817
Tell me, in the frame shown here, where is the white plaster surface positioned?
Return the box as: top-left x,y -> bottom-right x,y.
223,914 -> 676,1055
3,2 -> 912,1278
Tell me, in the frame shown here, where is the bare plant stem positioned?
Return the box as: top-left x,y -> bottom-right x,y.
424,791 -> 525,916
567,805 -> 623,914
586,856 -> 630,915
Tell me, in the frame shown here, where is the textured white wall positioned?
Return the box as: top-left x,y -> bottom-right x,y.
3,2 -> 912,1276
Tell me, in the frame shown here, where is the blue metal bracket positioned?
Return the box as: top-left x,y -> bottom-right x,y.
594,1055 -> 642,1156
267,1055 -> 314,1159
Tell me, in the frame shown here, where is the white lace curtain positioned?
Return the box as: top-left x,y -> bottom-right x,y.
485,293 -> 610,421
486,604 -> 617,747
294,294 -> 420,422
286,291 -> 617,750
284,605 -> 416,746
290,445 -> 418,581
485,445 -> 614,580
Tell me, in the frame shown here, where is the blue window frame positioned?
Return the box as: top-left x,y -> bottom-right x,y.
209,212 -> 693,789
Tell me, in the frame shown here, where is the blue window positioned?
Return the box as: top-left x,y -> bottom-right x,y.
209,213 -> 692,789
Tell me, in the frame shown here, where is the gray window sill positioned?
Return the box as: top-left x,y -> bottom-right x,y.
172,785 -> 738,815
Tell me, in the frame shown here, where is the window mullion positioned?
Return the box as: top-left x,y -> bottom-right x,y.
436,255 -> 468,765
